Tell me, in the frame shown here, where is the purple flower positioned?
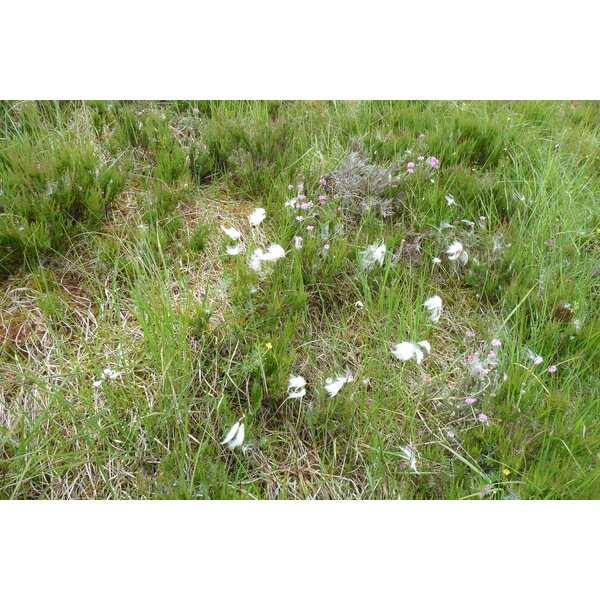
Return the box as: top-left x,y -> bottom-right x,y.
407,162 -> 415,169
287,184 -> 294,189
544,240 -> 554,246
296,216 -> 304,221
534,356 -> 543,365
548,365 -> 557,373
306,225 -> 314,231
429,156 -> 440,169
447,431 -> 455,438
193,107 -> 200,114
488,350 -> 496,359
474,364 -> 484,373
298,194 -> 307,201
407,168 -> 415,174
319,199 -> 326,205
298,184 -> 304,191
319,195 -> 326,201
480,216 -> 487,221
294,236 -> 303,250
491,339 -> 501,347
465,331 -> 475,338
465,397 -> 476,405
419,134 -> 425,139
320,178 -> 327,185
323,244 -> 330,250
418,156 -> 425,161
478,413 -> 488,423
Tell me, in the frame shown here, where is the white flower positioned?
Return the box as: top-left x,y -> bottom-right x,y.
221,420 -> 245,450
445,194 -> 458,206
248,208 -> 266,226
226,243 -> 244,255
284,197 -> 297,208
446,241 -> 468,264
324,371 -> 354,397
391,341 -> 430,365
287,374 -> 307,399
423,295 -> 442,322
399,445 -> 418,473
355,301 -> 364,309
248,244 -> 286,271
432,257 -> 442,264
93,368 -> 121,388
359,243 -> 386,270
220,225 -> 242,240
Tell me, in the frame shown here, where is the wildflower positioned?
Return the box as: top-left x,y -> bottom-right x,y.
474,364 -> 484,373
323,244 -> 330,250
294,236 -> 303,250
265,343 -> 272,349
287,374 -> 307,399
543,240 -> 554,246
93,368 -> 122,388
298,194 -> 307,201
318,195 -> 326,201
221,419 -> 245,450
296,215 -> 304,221
478,413 -> 489,423
306,225 -> 314,231
503,374 -> 508,381
226,243 -> 244,255
359,243 -> 386,270
446,241 -> 468,264
419,134 -> 425,139
465,331 -> 475,338
423,295 -> 443,322
320,178 -> 327,185
407,162 -> 415,169
248,208 -> 266,226
399,445 -> 418,473
324,371 -> 354,397
429,156 -> 440,169
479,484 -> 490,499
432,257 -> 442,264
445,194 -> 458,206
355,301 -> 364,309
467,355 -> 475,360
298,184 -> 304,191
534,356 -> 543,365
319,198 -> 326,205
391,341 -> 431,365
447,431 -> 455,438
287,184 -> 294,189
220,225 -> 242,240
193,107 -> 200,114
249,244 -> 286,271
465,397 -> 476,405
284,197 -> 296,208
503,468 -> 511,476
418,156 -> 424,161
407,168 -> 415,174
548,365 -> 557,373
480,216 -> 486,221
491,339 -> 501,347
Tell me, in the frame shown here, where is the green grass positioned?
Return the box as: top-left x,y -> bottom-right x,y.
0,100 -> 598,499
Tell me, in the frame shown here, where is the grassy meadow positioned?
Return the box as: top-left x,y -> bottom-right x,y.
0,100 -> 598,499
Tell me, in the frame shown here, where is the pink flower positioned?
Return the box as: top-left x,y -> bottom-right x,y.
503,374 -> 509,381
320,178 -> 327,185
298,194 -> 307,201
319,195 -> 326,201
423,375 -> 432,382
323,244 -> 330,250
429,156 -> 440,169
417,156 -> 425,161
319,199 -> 326,205
491,339 -> 501,347
474,364 -> 484,373
287,184 -> 294,189
419,134 -> 425,139
407,168 -> 415,174
480,216 -> 487,221
482,369 -> 490,376
465,331 -> 475,338
300,203 -> 310,209
307,225 -> 314,231
465,397 -> 476,405
298,184 -> 304,191
488,350 -> 496,359
294,236 -> 303,250
478,413 -> 488,423
543,240 -> 554,246
534,356 -> 543,365
447,431 -> 455,438
548,365 -> 557,373
467,355 -> 475,361
193,107 -> 200,114
407,162 -> 415,168
296,216 -> 304,221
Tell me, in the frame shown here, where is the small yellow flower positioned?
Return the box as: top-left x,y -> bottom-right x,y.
265,342 -> 272,350
503,468 -> 511,476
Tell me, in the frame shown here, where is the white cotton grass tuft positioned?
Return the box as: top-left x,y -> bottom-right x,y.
248,208 -> 266,226
93,367 -> 122,388
220,225 -> 242,240
399,445 -> 418,473
287,374 -> 307,399
324,371 -> 354,397
359,243 -> 386,270
248,244 -> 286,271
391,341 -> 431,365
423,295 -> 443,322
446,241 -> 468,264
221,419 -> 245,450
432,257 -> 442,264
226,243 -> 244,255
